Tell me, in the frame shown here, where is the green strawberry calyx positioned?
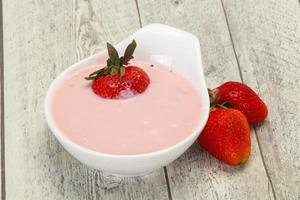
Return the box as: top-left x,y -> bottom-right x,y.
85,40 -> 137,80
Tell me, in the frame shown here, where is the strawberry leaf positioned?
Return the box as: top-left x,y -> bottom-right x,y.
106,58 -> 114,67
107,42 -> 120,65
123,40 -> 136,65
85,67 -> 110,80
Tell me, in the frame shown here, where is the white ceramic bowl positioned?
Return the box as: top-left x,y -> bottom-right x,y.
45,24 -> 209,176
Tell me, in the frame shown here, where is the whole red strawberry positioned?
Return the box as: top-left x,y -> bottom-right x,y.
198,107 -> 251,166
85,40 -> 150,99
209,81 -> 268,124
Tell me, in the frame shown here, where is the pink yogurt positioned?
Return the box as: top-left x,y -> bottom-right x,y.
51,61 -> 202,155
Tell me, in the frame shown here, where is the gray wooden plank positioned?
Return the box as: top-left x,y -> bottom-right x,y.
222,0 -> 300,199
3,0 -> 169,199
137,0 -> 275,199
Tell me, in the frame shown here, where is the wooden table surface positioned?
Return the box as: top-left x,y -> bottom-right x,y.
2,0 -> 300,199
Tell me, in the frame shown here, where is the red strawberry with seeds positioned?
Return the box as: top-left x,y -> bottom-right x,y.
198,107 -> 251,166
209,81 -> 268,124
92,66 -> 150,99
85,40 -> 150,99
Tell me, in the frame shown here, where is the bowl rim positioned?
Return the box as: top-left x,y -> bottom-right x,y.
44,23 -> 210,159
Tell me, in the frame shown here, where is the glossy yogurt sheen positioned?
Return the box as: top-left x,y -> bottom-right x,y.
51,61 -> 202,155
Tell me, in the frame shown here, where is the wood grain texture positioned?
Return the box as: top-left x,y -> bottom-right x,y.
3,0 -> 300,199
137,0 -> 275,199
222,0 -> 300,199
3,0 -> 169,199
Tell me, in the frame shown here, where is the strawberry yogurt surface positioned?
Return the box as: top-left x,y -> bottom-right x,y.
51,61 -> 202,155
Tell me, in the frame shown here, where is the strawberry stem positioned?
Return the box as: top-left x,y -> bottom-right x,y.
208,88 -> 217,106
85,40 -> 137,80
